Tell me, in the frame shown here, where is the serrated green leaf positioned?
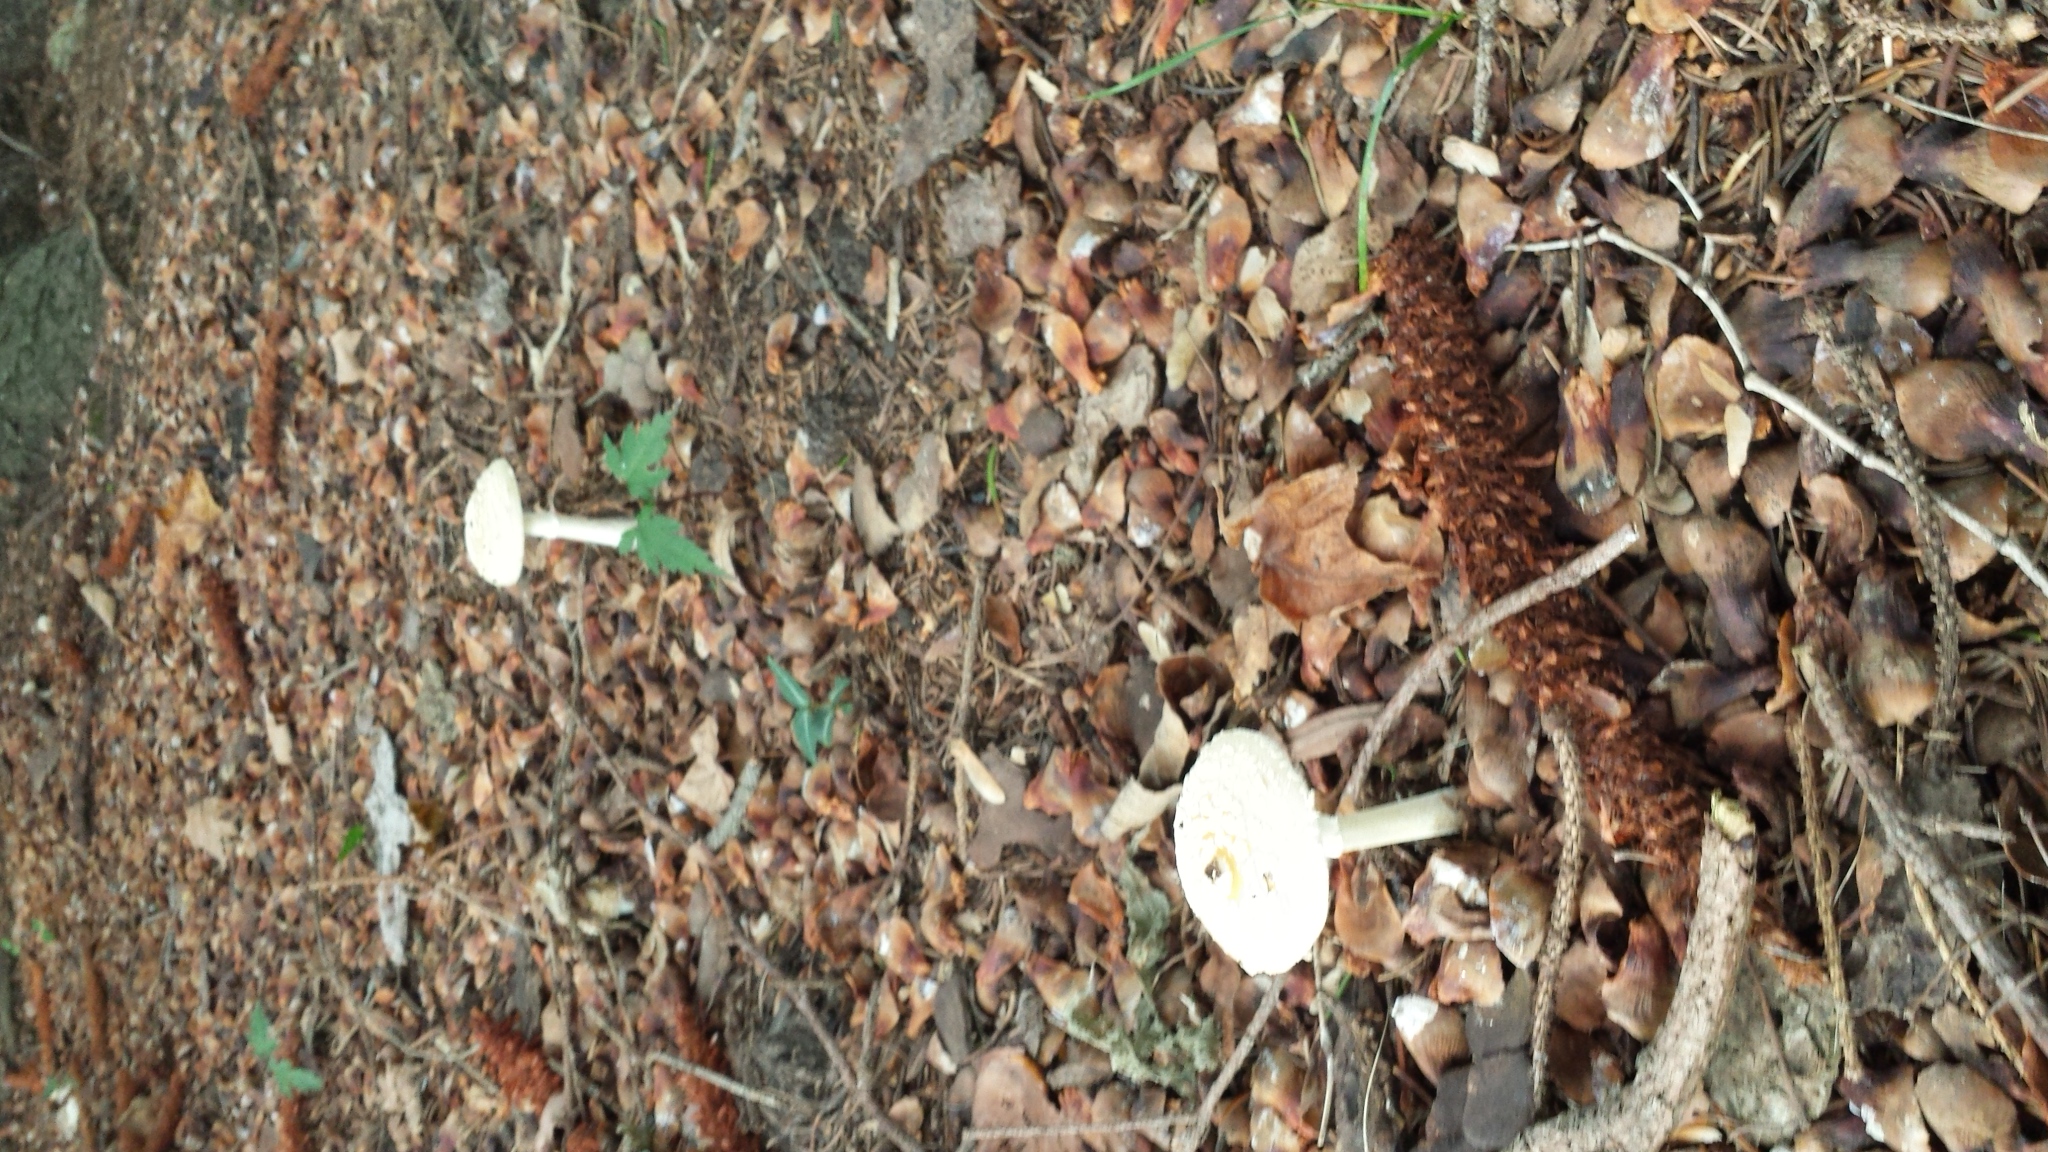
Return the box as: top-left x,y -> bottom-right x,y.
621,508 -> 723,578
249,1005 -> 277,1061
601,411 -> 676,501
337,823 -> 366,863
271,1061 -> 324,1096
764,655 -> 810,710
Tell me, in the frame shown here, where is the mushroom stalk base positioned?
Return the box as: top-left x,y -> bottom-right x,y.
1316,788 -> 1464,856
524,510 -> 634,548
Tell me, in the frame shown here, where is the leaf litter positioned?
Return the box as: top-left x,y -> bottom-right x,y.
5,0 -> 2048,1146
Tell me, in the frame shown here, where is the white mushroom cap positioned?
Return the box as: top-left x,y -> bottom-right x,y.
1174,728 -> 1330,976
464,458 -> 527,589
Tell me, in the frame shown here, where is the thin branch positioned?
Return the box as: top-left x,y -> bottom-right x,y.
703,874 -> 926,1152
526,238 -> 578,392
1110,528 -> 1221,640
1506,806 -> 1757,1152
705,758 -> 764,852
1470,0 -> 1499,142
1341,522 -> 1641,806
964,1116 -> 1196,1143
1174,976 -> 1283,1152
1874,91 -> 2048,143
1790,707 -> 1861,1079
648,1052 -> 810,1112
1529,711 -> 1588,1105
1592,225 -> 2048,599
1795,648 -> 2048,1047
946,560 -> 990,852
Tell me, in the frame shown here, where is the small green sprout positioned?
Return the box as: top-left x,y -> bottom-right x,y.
766,656 -> 852,765
337,823 -> 366,863
249,1005 -> 323,1097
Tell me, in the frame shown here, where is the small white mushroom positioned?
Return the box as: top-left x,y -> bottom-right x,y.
1173,728 -> 1464,975
463,458 -> 637,588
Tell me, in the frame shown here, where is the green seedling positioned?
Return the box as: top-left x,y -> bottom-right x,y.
985,444 -> 1001,505
766,656 -> 852,765
249,1005 -> 324,1097
601,412 -> 727,580
32,920 -> 51,944
337,823 -> 366,863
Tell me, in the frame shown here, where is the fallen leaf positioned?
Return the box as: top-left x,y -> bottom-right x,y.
1580,34 -> 1683,170
1226,464 -> 1420,623
965,755 -> 1078,869
183,797 -> 236,864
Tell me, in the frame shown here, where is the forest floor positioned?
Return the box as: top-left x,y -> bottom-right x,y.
4,0 -> 2048,1149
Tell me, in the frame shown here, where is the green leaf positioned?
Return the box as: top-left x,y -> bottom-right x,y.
337,823 -> 366,863
32,919 -> 51,943
0,938 -> 17,958
271,1061 -> 324,1096
765,655 -> 810,710
791,702 -> 835,765
249,1005 -> 278,1061
601,410 -> 676,501
621,508 -> 724,578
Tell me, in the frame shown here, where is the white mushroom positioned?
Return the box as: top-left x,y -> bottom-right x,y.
1173,727 -> 1464,975
463,458 -> 636,588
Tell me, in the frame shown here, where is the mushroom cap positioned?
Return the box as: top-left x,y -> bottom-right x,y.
1173,727 -> 1330,975
464,458 -> 528,588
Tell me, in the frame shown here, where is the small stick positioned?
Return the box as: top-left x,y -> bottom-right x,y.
1341,522 -> 1640,806
1529,711 -> 1588,1105
1796,648 -> 2048,1046
1470,0 -> 1499,142
1591,225 -> 2048,599
965,1116 -> 1196,1142
1174,977 -> 1283,1152
646,1051 -> 811,1112
703,875 -> 925,1152
526,238 -> 578,392
1791,707 -> 1861,1079
1109,528 -> 1220,641
705,759 -> 763,852
1506,805 -> 1756,1152
946,560 -> 990,852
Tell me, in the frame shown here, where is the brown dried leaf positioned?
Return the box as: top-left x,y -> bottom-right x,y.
1457,176 -> 1523,294
1580,34 -> 1683,171
1228,464 -> 1420,623
1205,186 -> 1252,297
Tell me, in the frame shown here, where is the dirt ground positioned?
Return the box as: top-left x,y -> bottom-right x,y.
8,0 -> 2048,1149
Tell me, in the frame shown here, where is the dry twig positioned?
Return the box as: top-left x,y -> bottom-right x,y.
1592,226 -> 2048,599
1529,711 -> 1588,1104
1790,708 -> 1861,1079
1506,804 -> 1756,1152
1795,648 -> 2048,1046
1174,976 -> 1283,1152
1341,522 -> 1640,805
965,1116 -> 1195,1143
703,873 -> 925,1152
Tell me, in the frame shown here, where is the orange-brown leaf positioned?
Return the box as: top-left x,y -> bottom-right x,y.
1230,464 -> 1419,622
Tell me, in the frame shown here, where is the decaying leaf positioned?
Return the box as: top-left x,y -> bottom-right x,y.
1226,464 -> 1420,623
1580,34 -> 1683,170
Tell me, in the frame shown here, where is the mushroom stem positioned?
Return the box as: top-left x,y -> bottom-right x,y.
524,510 -> 635,548
1316,788 -> 1465,856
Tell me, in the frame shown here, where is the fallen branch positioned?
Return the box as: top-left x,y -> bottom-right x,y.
1506,803 -> 1756,1152
526,238 -> 578,393
1110,528 -> 1219,641
1174,976 -> 1283,1152
703,873 -> 924,1152
965,1116 -> 1195,1143
1591,226 -> 2048,599
1795,648 -> 2048,1047
1528,711 -> 1588,1105
1341,522 -> 1640,806
647,1051 -> 808,1113
1790,707 -> 1861,1080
